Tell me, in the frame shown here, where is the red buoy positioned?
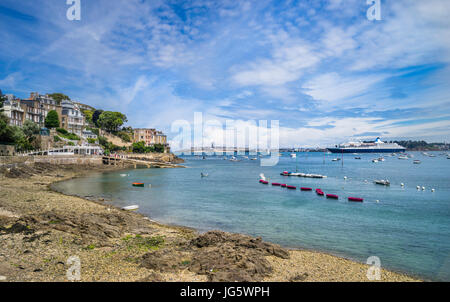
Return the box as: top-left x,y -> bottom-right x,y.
348,197 -> 363,202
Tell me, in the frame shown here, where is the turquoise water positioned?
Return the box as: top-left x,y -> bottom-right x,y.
54,152 -> 450,281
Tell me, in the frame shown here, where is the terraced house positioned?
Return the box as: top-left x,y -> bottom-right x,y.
133,128 -> 168,147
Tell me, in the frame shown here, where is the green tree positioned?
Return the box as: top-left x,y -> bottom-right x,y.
154,143 -> 165,153
92,110 -> 103,127
48,93 -> 70,105
22,120 -> 40,141
82,109 -> 94,124
132,141 -> 146,153
97,111 -> 128,132
45,110 -> 60,128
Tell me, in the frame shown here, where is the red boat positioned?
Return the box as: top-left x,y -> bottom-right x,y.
281,184 -> 287,187
348,197 -> 364,202
272,183 -> 281,186
301,187 -> 312,191
261,180 -> 269,184
259,179 -> 265,183
315,189 -> 324,196
326,194 -> 339,199
286,185 -> 297,190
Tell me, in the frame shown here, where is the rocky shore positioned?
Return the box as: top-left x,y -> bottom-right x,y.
0,161 -> 421,282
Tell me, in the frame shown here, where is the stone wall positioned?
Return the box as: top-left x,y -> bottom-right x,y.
0,155 -> 103,167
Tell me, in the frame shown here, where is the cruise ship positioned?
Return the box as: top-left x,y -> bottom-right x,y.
327,137 -> 406,153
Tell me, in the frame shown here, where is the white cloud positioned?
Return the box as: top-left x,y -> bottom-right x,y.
302,72 -> 387,103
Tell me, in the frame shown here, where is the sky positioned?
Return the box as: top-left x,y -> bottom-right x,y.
0,0 -> 449,149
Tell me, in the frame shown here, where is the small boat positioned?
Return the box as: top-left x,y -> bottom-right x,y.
201,172 -> 209,177
378,157 -> 385,162
280,171 -> 290,176
300,187 -> 312,191
348,197 -> 364,202
281,184 -> 287,187
413,160 -> 421,164
122,205 -> 139,211
260,180 -> 269,184
272,183 -> 282,186
372,159 -> 379,163
398,155 -> 409,160
132,183 -> 145,187
286,185 -> 297,190
316,189 -> 324,196
354,157 -> 361,160
326,194 -> 339,199
374,179 -> 390,186
332,158 -> 340,162
250,157 -> 258,160
290,153 -> 297,158
120,174 -> 128,177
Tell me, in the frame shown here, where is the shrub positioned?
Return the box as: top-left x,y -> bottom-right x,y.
56,128 -> 68,135
54,135 -> 61,142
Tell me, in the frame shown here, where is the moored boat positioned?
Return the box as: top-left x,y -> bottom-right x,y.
272,183 -> 281,186
374,179 -> 390,186
132,182 -> 145,187
348,197 -> 363,202
316,189 -> 324,196
301,187 -> 312,191
122,205 -> 139,211
326,194 -> 339,199
286,185 -> 297,190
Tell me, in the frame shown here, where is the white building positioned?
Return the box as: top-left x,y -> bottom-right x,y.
61,100 -> 85,136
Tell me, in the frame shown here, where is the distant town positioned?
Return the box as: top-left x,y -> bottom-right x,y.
0,90 -> 169,156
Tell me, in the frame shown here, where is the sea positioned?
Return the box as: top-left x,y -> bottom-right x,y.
53,151 -> 450,281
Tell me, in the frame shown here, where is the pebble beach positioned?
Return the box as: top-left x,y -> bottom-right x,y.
0,161 -> 420,282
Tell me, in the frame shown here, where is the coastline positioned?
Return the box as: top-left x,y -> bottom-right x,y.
0,161 -> 421,282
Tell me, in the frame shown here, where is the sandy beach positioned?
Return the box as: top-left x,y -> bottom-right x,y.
0,160 -> 421,282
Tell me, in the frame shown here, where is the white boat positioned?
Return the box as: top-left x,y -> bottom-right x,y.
122,205 -> 139,211
290,153 -> 297,158
250,157 -> 258,160
378,157 -> 385,162
374,179 -> 390,186
413,160 -> 421,164
372,159 -> 379,163
332,158 -> 340,162
398,155 -> 409,160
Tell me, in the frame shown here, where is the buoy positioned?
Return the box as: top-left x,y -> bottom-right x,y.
376,200 -> 379,203
416,186 -> 420,190
344,176 -> 348,180
401,183 -> 404,187
431,189 -> 435,192
422,186 -> 426,191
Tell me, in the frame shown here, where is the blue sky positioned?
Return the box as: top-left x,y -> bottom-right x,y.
0,0 -> 449,148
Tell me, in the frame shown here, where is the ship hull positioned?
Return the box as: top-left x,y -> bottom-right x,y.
327,148 -> 406,154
